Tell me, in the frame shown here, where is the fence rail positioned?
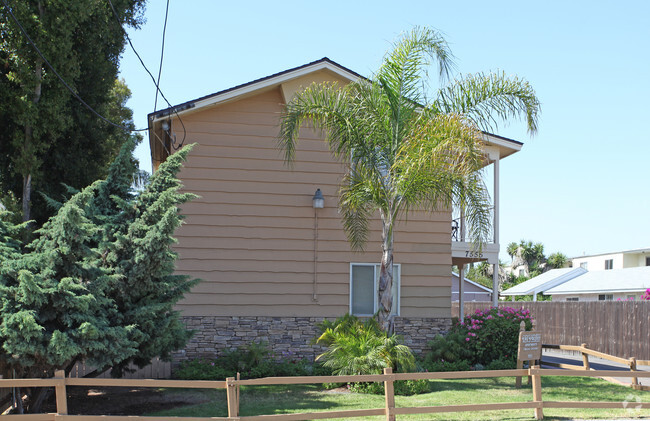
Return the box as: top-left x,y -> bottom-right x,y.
2,367 -> 650,420
463,301 -> 650,360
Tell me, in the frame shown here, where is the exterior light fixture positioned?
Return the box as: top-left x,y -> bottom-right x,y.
312,189 -> 324,209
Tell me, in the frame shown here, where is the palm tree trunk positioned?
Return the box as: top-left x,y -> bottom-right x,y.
377,214 -> 394,333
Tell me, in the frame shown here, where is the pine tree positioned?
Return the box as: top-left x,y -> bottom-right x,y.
0,142 -> 198,411
103,145 -> 199,375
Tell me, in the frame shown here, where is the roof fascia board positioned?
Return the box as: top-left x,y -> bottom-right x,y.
150,61 -> 361,123
483,133 -> 523,152
547,288 -> 649,295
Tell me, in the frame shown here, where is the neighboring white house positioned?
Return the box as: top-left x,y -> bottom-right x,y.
544,266 -> 650,301
451,272 -> 493,303
571,247 -> 650,271
500,267 -> 587,301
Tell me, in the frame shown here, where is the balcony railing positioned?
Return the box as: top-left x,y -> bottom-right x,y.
451,207 -> 494,244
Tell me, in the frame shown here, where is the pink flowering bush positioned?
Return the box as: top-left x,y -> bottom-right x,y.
424,306 -> 533,368
457,307 -> 533,365
642,289 -> 650,300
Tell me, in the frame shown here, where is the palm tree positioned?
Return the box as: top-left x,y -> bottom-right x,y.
279,27 -> 540,332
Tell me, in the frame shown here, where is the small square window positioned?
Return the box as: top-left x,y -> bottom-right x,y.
604,259 -> 613,270
580,262 -> 588,270
350,264 -> 400,316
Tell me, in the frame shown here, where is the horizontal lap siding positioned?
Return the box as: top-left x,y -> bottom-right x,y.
171,87 -> 451,318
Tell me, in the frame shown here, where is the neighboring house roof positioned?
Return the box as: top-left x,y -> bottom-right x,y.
545,266 -> 650,295
501,267 -> 587,296
451,272 -> 493,293
571,247 -> 650,260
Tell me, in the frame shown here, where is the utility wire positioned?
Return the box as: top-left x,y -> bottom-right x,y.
106,0 -> 186,149
153,0 -> 170,113
0,0 -> 149,132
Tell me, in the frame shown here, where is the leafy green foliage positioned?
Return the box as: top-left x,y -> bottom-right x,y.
315,314 -> 415,375
546,252 -> 568,269
0,1 -> 145,224
174,342 -> 331,380
0,142 -> 198,412
279,27 -> 540,330
424,307 -> 532,367
419,358 -> 472,373
350,378 -> 431,396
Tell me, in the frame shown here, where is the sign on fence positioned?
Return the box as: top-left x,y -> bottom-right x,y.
518,331 -> 542,361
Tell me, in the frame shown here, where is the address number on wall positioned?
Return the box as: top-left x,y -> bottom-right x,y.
465,251 -> 484,258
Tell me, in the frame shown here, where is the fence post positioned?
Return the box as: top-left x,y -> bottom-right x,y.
236,372 -> 241,416
530,365 -> 543,420
383,367 -> 395,421
516,321 -> 526,388
629,358 -> 639,389
54,370 -> 68,415
226,376 -> 239,420
581,343 -> 590,370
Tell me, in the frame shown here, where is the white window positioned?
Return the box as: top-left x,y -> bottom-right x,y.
604,259 -> 613,270
580,262 -> 588,270
566,297 -> 579,301
598,294 -> 613,301
350,263 -> 400,316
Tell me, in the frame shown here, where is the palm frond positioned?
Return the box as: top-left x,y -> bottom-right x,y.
434,71 -> 540,135
339,169 -> 376,251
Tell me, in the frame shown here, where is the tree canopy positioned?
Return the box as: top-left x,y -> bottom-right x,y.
0,0 -> 146,225
279,27 -> 540,331
0,141 -> 197,413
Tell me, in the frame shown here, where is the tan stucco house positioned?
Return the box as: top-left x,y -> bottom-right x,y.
148,58 -> 522,360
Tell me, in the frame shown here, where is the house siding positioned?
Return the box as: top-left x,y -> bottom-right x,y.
166,85 -> 453,359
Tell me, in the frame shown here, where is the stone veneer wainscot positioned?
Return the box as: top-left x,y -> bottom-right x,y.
172,316 -> 452,365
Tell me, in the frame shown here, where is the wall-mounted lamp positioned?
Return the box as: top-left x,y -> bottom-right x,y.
312,188 -> 324,209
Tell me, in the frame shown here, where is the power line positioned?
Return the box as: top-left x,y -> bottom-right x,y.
0,0 -> 149,133
106,0 -> 186,149
153,0 -> 170,113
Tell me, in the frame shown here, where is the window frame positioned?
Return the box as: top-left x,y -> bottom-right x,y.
604,259 -> 613,270
598,294 -> 613,301
349,263 -> 400,317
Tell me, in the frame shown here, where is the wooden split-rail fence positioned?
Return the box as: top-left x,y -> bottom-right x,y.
1,365 -> 650,420
541,343 -> 650,390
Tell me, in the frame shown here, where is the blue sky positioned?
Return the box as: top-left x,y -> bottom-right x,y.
119,0 -> 650,260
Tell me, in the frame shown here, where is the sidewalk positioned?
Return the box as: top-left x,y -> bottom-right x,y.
541,349 -> 650,388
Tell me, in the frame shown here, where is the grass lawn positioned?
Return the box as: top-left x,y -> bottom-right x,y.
147,376 -> 650,420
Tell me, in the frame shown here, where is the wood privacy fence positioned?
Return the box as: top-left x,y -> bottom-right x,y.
463,301 -> 650,360
1,367 -> 650,420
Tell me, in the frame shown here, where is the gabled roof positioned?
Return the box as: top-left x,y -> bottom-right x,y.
148,57 -> 525,168
545,266 -> 650,295
501,267 -> 587,296
148,57 -> 364,121
452,272 -> 493,293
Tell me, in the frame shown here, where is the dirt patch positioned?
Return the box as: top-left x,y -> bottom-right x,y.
41,386 -> 209,415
